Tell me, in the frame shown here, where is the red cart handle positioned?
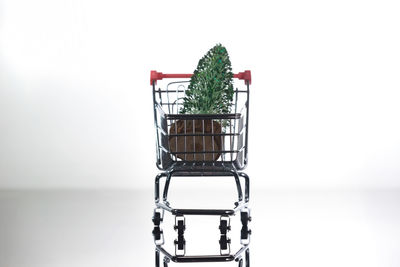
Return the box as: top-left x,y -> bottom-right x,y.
150,70 -> 251,85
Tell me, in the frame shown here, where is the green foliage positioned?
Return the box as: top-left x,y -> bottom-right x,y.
181,44 -> 234,114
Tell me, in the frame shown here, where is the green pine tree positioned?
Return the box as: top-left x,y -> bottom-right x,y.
181,44 -> 234,114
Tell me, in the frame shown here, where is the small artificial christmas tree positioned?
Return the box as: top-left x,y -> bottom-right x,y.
169,44 -> 234,161
181,43 -> 234,114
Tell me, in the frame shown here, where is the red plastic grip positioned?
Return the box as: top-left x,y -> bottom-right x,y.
150,70 -> 251,85
234,70 -> 252,85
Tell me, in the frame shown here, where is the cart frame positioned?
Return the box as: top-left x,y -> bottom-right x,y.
150,70 -> 252,267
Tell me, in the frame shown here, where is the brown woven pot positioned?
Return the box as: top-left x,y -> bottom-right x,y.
169,120 -> 222,161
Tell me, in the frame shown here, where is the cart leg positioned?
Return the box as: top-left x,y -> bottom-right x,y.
232,171 -> 243,203
246,248 -> 250,267
155,249 -> 160,267
163,257 -> 169,267
163,170 -> 244,205
238,258 -> 243,267
238,172 -> 250,203
162,173 -> 172,202
155,173 -> 167,203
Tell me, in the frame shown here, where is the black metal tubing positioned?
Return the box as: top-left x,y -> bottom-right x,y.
169,132 -> 239,137
246,248 -> 250,267
238,172 -> 250,202
166,167 -> 241,176
155,170 -> 248,207
174,255 -> 235,263
162,175 -> 171,202
243,82 -> 250,168
156,201 -> 248,216
155,89 -> 248,93
166,169 -> 243,202
155,250 -> 160,267
169,149 -> 241,155
166,113 -> 241,120
172,208 -> 235,216
152,82 -> 162,170
155,172 -> 167,203
156,246 -> 173,261
156,245 -> 250,264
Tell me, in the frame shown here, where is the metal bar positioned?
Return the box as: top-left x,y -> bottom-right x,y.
165,82 -> 171,114
162,174 -> 171,202
174,118 -> 178,161
233,88 -> 239,161
174,255 -> 235,263
156,202 -> 173,213
220,118 -> 225,163
202,119 -> 205,161
155,249 -> 160,267
155,89 -> 248,93
175,82 -> 179,114
211,120 -> 215,161
166,169 -> 243,202
233,245 -> 250,260
192,119 -> 195,161
169,150 -> 239,154
150,71 -> 251,85
230,118 -> 233,161
184,120 -> 187,161
155,173 -> 167,203
238,172 -> 250,202
233,171 -> 243,202
155,126 -> 168,136
167,114 -> 241,120
169,170 -> 237,176
243,82 -> 250,167
246,248 -> 250,267
152,84 -> 162,168
168,132 -> 239,137
156,245 -> 173,260
172,208 -> 235,216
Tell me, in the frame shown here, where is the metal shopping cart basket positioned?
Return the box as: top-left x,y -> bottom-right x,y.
150,70 -> 252,267
151,70 -> 251,172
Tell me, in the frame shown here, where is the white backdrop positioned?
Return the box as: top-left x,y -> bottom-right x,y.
1,0 -> 400,189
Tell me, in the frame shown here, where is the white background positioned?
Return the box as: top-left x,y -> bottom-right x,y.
1,0 -> 399,190
1,0 -> 400,267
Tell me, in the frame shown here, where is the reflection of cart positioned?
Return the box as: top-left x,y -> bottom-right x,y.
151,70 -> 252,267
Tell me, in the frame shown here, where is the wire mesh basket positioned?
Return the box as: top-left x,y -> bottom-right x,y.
151,71 -> 251,171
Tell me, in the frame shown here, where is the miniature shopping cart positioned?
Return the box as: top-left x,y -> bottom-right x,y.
151,70 -> 252,267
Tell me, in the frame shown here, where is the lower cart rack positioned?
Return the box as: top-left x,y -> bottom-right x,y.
152,171 -> 251,266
